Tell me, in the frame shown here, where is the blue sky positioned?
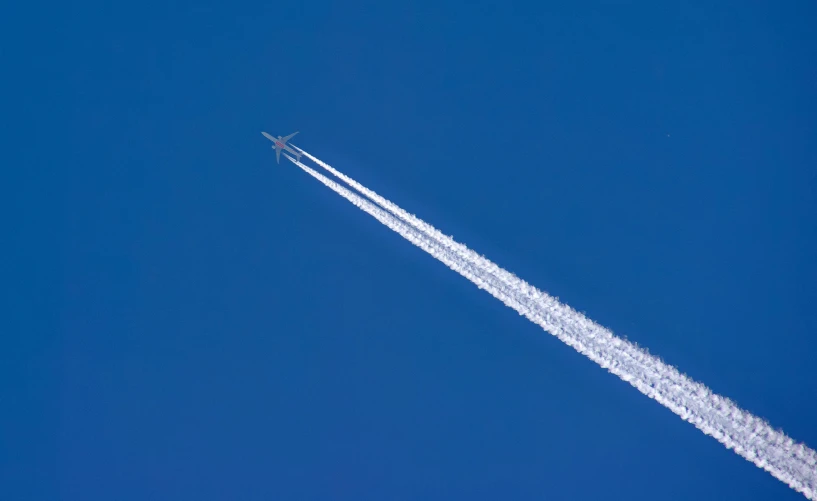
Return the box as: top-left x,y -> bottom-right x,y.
5,1 -> 817,499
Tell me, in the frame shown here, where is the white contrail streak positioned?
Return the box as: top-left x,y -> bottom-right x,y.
286,152 -> 817,499
286,157 -> 527,301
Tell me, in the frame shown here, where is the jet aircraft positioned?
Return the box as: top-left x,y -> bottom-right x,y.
261,131 -> 302,163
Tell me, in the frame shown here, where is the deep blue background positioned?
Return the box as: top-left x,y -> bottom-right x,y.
4,1 -> 816,499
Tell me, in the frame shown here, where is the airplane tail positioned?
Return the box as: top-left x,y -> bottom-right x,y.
288,143 -> 303,161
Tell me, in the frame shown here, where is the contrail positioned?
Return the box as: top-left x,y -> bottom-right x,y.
286,156 -> 533,300
285,153 -> 817,499
286,156 -> 563,336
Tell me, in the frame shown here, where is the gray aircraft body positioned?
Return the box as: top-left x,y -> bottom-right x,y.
261,131 -> 302,163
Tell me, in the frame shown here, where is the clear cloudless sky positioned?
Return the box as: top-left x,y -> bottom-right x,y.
3,1 -> 817,500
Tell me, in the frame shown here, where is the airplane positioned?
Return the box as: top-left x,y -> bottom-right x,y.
261,131 -> 302,163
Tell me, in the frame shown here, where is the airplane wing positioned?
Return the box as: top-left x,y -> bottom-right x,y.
281,131 -> 299,143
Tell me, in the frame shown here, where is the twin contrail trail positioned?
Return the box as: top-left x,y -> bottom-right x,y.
284,150 -> 816,499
